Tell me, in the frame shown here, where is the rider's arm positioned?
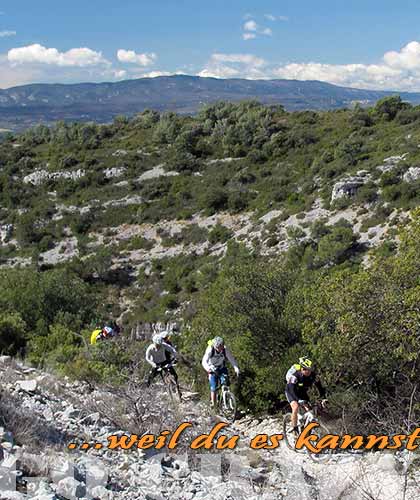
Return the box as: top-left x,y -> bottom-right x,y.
286,374 -> 299,402
202,346 -> 213,372
145,345 -> 157,368
224,346 -> 239,371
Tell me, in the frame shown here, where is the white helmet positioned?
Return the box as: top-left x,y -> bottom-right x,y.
213,336 -> 224,349
153,334 -> 163,345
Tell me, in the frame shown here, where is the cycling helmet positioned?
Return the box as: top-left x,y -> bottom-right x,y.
159,330 -> 170,339
299,356 -> 313,370
213,336 -> 224,349
153,334 -> 163,345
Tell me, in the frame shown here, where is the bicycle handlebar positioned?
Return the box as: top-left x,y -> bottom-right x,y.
156,360 -> 177,372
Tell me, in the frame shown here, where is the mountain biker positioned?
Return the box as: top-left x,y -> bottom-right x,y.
202,336 -> 240,407
102,325 -> 114,339
145,334 -> 179,388
285,356 -> 327,434
159,330 -> 175,362
90,328 -> 103,345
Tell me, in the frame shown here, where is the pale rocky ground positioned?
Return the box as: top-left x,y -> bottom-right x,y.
0,356 -> 418,500
1,153 -> 415,276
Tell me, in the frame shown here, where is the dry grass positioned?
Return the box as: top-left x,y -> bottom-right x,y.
0,390 -> 73,452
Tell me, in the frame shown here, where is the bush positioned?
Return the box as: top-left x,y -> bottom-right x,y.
200,187 -> 228,214
208,224 -> 233,244
184,260 -> 299,412
0,312 -> 26,354
355,182 -> 377,203
180,224 -> 209,245
128,236 -> 154,251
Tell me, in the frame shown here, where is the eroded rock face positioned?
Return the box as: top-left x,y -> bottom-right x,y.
104,167 -> 126,178
138,165 -> 179,181
23,169 -> 85,185
331,171 -> 371,202
377,153 -> 409,173
0,224 -> 13,244
403,167 -> 420,183
39,237 -> 79,265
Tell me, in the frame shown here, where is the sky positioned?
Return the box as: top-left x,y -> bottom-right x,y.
2,1 -> 420,91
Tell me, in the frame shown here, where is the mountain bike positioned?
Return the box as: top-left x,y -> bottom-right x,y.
157,361 -> 182,402
214,381 -> 237,422
283,399 -> 332,463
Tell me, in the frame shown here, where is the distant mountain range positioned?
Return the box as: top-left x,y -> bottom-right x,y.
1,74 -> 420,131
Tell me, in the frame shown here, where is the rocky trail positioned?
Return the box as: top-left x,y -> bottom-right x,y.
0,356 -> 418,500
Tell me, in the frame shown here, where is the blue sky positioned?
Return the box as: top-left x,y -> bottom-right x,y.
2,1 -> 420,90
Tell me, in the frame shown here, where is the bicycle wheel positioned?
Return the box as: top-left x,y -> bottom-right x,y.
283,413 -> 303,452
307,421 -> 333,464
164,372 -> 182,402
221,390 -> 236,421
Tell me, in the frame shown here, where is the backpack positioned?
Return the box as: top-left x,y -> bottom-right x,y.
207,338 -> 226,359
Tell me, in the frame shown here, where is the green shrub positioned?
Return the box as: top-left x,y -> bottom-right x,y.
180,224 -> 209,245
129,236 -> 154,251
208,224 -> 233,244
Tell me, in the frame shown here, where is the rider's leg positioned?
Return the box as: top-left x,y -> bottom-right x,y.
285,389 -> 300,431
168,366 -> 181,394
146,367 -> 158,387
290,401 -> 299,429
209,372 -> 218,406
168,366 -> 178,382
219,367 -> 229,387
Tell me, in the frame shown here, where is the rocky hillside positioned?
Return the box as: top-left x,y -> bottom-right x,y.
0,356 -> 418,500
0,98 -> 418,433
0,100 -> 418,299
3,75 -> 420,131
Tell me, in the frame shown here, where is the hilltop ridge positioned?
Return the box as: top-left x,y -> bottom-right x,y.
2,75 -> 420,131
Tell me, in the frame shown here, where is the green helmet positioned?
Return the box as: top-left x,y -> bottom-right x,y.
299,356 -> 313,370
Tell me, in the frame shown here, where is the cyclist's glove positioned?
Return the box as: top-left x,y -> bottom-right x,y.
234,366 -> 240,377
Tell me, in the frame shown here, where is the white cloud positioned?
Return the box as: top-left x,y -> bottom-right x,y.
8,44 -> 109,67
271,41 -> 420,90
113,69 -> 127,79
273,62 -> 401,89
211,53 -> 265,66
198,66 -> 240,79
0,30 -> 16,37
142,71 -> 173,78
117,49 -> 156,66
199,53 -> 266,79
244,20 -> 258,32
0,54 -> 41,88
383,41 -> 420,70
261,28 -> 272,36
242,19 -> 273,40
264,14 -> 289,22
197,41 -> 420,90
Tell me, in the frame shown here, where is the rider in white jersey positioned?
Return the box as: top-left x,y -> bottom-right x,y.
202,336 -> 240,407
146,334 -> 178,387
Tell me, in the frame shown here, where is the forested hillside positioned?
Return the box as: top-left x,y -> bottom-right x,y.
0,96 -> 419,431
